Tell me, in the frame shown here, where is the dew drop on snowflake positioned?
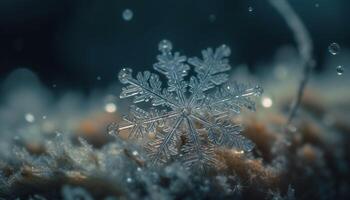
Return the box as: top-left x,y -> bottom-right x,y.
118,68 -> 132,83
336,65 -> 344,75
220,44 -> 231,57
25,113 -> 35,123
328,42 -> 340,55
248,6 -> 253,12
158,39 -> 173,53
122,9 -> 133,21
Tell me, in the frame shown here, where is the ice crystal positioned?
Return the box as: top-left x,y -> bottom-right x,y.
109,40 -> 262,169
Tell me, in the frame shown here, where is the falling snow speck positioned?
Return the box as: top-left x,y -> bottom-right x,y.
248,6 -> 254,12
126,177 -> 132,183
209,14 -> 216,22
336,65 -> 344,75
122,9 -> 133,21
25,113 -> 35,123
328,42 -> 340,55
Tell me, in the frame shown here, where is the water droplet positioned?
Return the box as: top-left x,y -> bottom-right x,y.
42,115 -> 47,120
248,6 -> 253,12
158,39 -> 173,53
336,65 -> 344,75
118,68 -> 132,83
105,103 -> 117,113
122,9 -> 133,21
96,76 -> 102,81
315,3 -> 319,8
25,113 -> 35,123
328,42 -> 340,55
52,84 -> 57,88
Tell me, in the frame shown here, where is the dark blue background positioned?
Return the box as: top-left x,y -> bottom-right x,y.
0,0 -> 348,91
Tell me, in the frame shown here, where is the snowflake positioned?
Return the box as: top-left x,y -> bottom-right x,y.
109,40 -> 262,170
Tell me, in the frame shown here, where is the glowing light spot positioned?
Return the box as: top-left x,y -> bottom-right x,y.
126,177 -> 132,183
25,113 -> 35,123
261,96 -> 273,108
105,103 -> 117,113
132,150 -> 139,156
233,150 -> 245,154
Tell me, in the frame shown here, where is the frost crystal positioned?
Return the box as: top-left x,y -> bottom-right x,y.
109,40 -> 262,170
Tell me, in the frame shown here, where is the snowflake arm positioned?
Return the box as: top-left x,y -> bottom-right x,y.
146,116 -> 184,166
187,44 -> 232,106
182,116 -> 218,170
189,113 -> 254,152
153,40 -> 190,105
203,82 -> 263,116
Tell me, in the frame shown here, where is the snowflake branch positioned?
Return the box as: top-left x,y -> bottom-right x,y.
111,111 -> 181,134
119,69 -> 180,108
149,116 -> 184,166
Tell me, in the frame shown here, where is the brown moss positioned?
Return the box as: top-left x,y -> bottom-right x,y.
244,120 -> 277,161
217,149 -> 282,189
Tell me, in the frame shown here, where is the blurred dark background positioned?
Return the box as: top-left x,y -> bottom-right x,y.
0,0 -> 348,92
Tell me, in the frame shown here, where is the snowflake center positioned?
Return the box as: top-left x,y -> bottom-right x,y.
181,107 -> 191,116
